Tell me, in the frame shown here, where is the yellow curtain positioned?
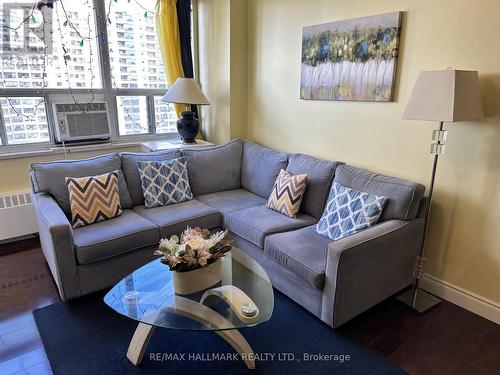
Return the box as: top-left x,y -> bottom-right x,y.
156,0 -> 185,117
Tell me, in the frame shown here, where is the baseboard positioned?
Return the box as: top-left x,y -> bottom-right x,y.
0,233 -> 38,245
420,274 -> 500,325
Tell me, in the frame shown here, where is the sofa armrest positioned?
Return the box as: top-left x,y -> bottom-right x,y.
32,192 -> 80,301
321,218 -> 424,328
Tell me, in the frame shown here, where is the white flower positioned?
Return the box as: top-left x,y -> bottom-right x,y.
186,237 -> 204,250
205,229 -> 228,249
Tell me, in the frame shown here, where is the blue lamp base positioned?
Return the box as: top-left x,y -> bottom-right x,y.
177,111 -> 199,144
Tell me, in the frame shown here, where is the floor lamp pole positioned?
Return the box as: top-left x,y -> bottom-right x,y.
397,121 -> 444,313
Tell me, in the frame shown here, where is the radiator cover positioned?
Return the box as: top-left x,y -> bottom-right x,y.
0,191 -> 38,241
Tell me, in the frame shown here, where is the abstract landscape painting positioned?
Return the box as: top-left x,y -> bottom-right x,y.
300,12 -> 402,102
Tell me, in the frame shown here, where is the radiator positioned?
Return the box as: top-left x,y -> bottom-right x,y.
0,190 -> 38,241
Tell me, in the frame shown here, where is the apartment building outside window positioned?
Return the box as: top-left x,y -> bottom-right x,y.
0,0 -> 181,147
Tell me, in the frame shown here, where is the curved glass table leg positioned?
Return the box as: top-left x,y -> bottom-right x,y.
126,296 -> 256,369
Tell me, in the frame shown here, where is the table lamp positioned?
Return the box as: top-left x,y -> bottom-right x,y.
162,78 -> 210,144
398,70 -> 484,313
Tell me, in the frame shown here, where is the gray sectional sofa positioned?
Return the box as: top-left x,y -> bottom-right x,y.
30,139 -> 425,328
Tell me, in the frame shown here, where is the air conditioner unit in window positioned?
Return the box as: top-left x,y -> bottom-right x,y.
53,102 -> 111,142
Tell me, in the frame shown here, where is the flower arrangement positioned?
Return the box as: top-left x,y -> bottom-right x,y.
154,227 -> 232,272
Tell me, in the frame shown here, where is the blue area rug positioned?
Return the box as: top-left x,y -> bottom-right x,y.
33,290 -> 406,374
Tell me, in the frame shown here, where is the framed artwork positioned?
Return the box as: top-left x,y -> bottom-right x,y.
300,12 -> 402,102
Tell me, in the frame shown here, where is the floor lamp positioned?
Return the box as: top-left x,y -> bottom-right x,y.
397,70 -> 484,313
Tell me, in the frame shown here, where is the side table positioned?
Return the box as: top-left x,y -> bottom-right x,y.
140,139 -> 214,152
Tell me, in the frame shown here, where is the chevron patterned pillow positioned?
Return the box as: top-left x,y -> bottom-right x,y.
65,171 -> 122,228
137,157 -> 193,208
267,169 -> 308,218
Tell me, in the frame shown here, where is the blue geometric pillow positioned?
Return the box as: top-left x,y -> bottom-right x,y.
137,157 -> 193,208
315,182 -> 387,241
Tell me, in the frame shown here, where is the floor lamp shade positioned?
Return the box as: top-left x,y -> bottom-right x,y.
402,70 -> 484,122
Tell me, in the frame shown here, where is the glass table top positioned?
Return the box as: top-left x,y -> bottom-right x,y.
104,247 -> 274,331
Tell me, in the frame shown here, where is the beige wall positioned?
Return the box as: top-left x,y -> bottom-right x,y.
246,0 -> 500,304
229,0 -> 248,140
198,0 -> 231,144
198,0 -> 247,143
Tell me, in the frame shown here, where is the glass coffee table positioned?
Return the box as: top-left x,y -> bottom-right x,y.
104,247 -> 274,369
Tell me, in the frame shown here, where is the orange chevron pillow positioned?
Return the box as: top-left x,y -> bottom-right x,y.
66,171 -> 122,228
267,169 -> 308,218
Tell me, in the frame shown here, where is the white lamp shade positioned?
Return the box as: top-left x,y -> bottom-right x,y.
161,78 -> 210,105
402,70 -> 484,122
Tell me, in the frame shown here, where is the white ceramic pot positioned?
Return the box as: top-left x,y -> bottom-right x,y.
173,258 -> 222,295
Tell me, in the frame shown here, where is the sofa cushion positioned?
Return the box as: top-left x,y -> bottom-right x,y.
286,154 -> 341,218
241,141 -> 288,198
182,140 -> 242,196
137,157 -> 193,208
334,164 -> 425,220
66,171 -> 122,228
121,149 -> 181,206
30,153 -> 132,215
264,226 -> 332,290
74,209 -> 159,264
224,205 -> 317,248
197,188 -> 266,213
133,199 -> 221,238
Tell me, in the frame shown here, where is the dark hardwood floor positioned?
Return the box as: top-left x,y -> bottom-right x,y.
1,239 -> 499,375
0,239 -> 59,375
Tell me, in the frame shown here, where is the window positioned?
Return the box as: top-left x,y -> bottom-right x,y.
0,0 -> 189,147
0,1 -> 101,90
154,97 -> 177,134
107,3 -> 167,90
0,97 -> 49,144
116,96 -> 149,135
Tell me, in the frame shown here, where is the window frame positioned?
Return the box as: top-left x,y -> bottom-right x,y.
0,0 -> 195,152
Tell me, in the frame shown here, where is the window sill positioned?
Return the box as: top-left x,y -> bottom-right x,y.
0,140 -> 143,160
